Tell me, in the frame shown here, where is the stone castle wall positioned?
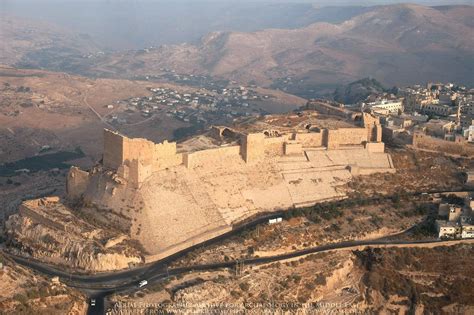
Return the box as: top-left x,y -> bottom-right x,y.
326,128 -> 368,149
263,136 -> 288,157
365,142 -> 386,153
94,113 -> 384,188
184,145 -> 241,168
306,100 -> 353,119
241,133 -> 265,163
363,112 -> 383,142
66,167 -> 90,200
413,132 -> 474,156
294,132 -> 326,147
103,130 -> 125,169
103,129 -> 183,186
19,200 -> 66,232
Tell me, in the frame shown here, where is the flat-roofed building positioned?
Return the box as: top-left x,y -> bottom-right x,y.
436,220 -> 460,239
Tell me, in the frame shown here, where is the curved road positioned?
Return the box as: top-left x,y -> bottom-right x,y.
9,237 -> 474,315
5,188 -> 474,314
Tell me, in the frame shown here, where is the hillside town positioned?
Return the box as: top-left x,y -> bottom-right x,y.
355,82 -> 474,157
106,86 -> 272,127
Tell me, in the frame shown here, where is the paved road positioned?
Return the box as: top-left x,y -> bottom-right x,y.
5,188 -> 474,314
86,237 -> 474,315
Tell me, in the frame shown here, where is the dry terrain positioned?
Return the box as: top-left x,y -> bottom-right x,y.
0,66 -> 305,164
0,15 -> 98,66
2,5 -> 472,99
0,66 -> 154,163
170,197 -> 432,267
348,148 -> 471,196
30,4 -> 473,98
110,244 -> 474,314
0,67 -> 307,251
5,197 -> 144,272
0,252 -> 86,314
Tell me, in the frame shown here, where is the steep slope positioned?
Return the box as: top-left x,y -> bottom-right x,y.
203,3 -> 474,87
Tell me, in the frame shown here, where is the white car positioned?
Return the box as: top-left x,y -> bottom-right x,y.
138,280 -> 148,288
90,299 -> 96,306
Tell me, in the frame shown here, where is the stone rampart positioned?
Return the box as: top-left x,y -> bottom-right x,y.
103,129 -> 125,169
413,132 -> 474,157
348,165 -> 396,176
19,201 -> 66,232
306,100 -> 352,119
66,166 -> 90,200
145,225 -> 233,263
284,142 -> 303,155
263,136 -> 287,157
365,142 -> 385,153
100,113 -> 385,186
294,132 -> 326,147
241,133 -> 265,163
326,128 -> 368,149
363,112 -> 382,142
184,145 -> 241,168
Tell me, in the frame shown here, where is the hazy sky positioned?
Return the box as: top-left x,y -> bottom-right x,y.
1,0 -> 473,4
1,0 -> 472,50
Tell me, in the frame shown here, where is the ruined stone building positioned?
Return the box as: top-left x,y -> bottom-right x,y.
63,113 -> 394,261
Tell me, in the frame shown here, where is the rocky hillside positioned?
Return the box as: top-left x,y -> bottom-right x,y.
199,4 -> 474,89
0,252 -> 86,314
333,78 -> 388,104
109,244 -> 474,314
78,4 -> 473,98
5,197 -> 143,272
4,5 -> 472,98
355,245 -> 474,313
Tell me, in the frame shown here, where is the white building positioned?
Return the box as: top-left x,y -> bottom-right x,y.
461,224 -> 474,239
436,220 -> 459,239
364,99 -> 404,115
467,125 -> 474,143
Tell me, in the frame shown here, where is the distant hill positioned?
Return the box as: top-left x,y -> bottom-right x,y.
0,16 -> 98,67
4,4 -> 474,99
2,2 -> 371,50
76,3 -> 471,98
333,78 -> 387,104
188,3 -> 473,94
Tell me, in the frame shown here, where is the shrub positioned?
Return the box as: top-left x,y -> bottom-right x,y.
239,282 -> 250,291
314,274 -> 326,286
13,293 -> 28,305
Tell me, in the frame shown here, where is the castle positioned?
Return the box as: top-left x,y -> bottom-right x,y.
68,113 -> 385,195
33,112 -> 396,261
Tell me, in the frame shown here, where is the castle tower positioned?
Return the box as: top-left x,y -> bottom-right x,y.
362,113 -> 382,142
240,133 -> 264,163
